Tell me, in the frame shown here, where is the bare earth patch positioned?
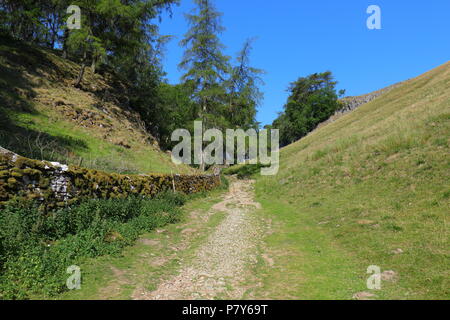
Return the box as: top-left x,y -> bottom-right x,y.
133,179 -> 264,300
353,291 -> 377,300
98,266 -> 130,299
138,238 -> 161,247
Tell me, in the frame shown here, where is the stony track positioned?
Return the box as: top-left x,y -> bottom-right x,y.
135,179 -> 263,300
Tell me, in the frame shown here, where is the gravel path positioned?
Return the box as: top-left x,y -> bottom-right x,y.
135,179 -> 263,300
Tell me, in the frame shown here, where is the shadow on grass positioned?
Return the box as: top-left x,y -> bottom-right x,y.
0,35 -> 88,161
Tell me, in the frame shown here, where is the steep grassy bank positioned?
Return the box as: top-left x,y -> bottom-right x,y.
0,38 -> 193,174
254,62 -> 449,299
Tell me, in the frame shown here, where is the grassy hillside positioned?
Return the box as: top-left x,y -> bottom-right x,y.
0,38 -> 194,174
254,62 -> 449,299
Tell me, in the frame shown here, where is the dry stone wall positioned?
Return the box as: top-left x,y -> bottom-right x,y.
0,148 -> 220,210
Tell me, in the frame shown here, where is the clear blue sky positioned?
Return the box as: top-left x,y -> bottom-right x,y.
158,0 -> 450,126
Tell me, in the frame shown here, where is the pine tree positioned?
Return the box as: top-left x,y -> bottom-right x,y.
65,0 -> 105,87
65,0 -> 176,86
227,38 -> 264,129
179,0 -> 230,123
179,0 -> 231,170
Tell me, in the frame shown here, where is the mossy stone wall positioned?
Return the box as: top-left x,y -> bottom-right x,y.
0,152 -> 220,210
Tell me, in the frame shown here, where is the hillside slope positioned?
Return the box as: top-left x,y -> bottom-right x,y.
0,38 -> 193,174
255,62 -> 449,299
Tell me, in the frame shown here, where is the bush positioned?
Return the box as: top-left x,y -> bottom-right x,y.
0,194 -> 185,299
272,71 -> 343,147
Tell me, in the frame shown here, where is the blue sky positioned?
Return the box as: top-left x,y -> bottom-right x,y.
158,0 -> 450,126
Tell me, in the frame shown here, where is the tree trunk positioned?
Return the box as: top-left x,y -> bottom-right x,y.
199,108 -> 207,172
62,29 -> 69,59
49,18 -> 57,49
74,51 -> 87,88
91,55 -> 97,73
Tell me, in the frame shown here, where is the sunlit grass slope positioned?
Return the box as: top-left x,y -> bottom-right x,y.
255,62 -> 449,299
0,38 -> 194,174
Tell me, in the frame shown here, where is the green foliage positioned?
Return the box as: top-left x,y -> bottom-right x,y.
0,0 -> 264,169
179,0 -> 262,133
0,0 -> 66,46
142,82 -> 196,150
273,71 -> 342,146
0,0 -> 180,137
222,163 -> 269,179
219,174 -> 229,189
226,38 -> 264,129
175,0 -> 264,171
0,193 -> 186,299
179,0 -> 230,127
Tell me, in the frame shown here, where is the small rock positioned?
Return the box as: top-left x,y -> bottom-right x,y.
357,219 -> 375,225
353,291 -> 377,300
392,248 -> 404,254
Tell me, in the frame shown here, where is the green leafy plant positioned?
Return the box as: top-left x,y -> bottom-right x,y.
0,193 -> 187,299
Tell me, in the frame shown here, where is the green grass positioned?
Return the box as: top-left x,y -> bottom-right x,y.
222,163 -> 269,179
252,62 -> 450,299
0,108 -> 182,174
0,172 -> 229,300
248,197 -> 367,299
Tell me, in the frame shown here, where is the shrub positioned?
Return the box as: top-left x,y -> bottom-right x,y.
0,194 -> 185,299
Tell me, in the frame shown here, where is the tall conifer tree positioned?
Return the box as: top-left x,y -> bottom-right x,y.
179,0 -> 231,170
228,38 -> 264,129
179,0 -> 230,125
